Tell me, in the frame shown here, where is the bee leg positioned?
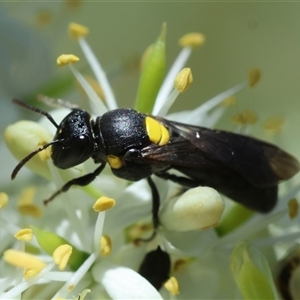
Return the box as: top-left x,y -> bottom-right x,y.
155,172 -> 199,188
135,177 -> 160,243
43,163 -> 106,205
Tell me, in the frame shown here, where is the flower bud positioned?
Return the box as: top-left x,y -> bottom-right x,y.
160,187 -> 224,232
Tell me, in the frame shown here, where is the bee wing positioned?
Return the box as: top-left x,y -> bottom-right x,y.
142,118 -> 299,187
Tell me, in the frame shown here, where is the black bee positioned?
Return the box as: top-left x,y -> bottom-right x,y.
11,99 -> 299,230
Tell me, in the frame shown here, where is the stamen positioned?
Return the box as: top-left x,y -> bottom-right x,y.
187,82 -> 247,123
0,192 -> 8,209
248,68 -> 261,87
153,32 -> 204,116
164,276 -> 180,295
53,244 -> 73,271
76,33 -> 118,110
93,196 -> 116,212
179,32 -> 206,48
174,67 -> 193,93
18,187 -> 42,218
77,289 -> 91,300
155,68 -> 193,117
3,249 -> 46,270
100,235 -> 112,257
230,110 -> 258,125
68,22 -> 89,39
14,228 -> 33,241
34,10 -> 52,27
68,63 -> 108,114
57,54 -> 80,67
288,198 -> 299,219
174,259 -> 188,272
24,268 -> 40,280
221,95 -> 237,106
51,253 -> 97,299
263,116 -> 285,134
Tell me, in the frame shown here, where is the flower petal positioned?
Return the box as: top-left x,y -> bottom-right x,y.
93,260 -> 163,299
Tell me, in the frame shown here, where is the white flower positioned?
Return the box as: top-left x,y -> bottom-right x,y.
1,21 -> 300,300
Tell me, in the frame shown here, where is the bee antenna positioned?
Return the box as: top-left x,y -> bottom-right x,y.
11,140 -> 61,180
12,99 -> 59,129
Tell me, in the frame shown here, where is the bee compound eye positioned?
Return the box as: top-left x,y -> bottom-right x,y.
52,134 -> 93,169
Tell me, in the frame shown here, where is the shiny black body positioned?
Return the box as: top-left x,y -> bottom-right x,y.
11,99 -> 299,214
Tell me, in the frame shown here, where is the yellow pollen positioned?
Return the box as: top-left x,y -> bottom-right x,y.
34,10 -> 52,27
263,117 -> 285,134
174,259 -> 188,272
53,244 -> 73,271
0,192 -> 8,209
107,154 -> 122,169
222,96 -> 237,106
57,54 -> 80,66
14,228 -> 33,241
65,0 -> 82,10
288,198 -> 299,219
230,110 -> 258,125
24,268 -> 40,280
3,249 -> 46,270
164,276 -> 180,295
76,289 -> 91,300
248,68 -> 261,87
37,141 -> 52,161
68,285 -> 75,291
93,196 -> 116,212
18,187 -> 42,218
68,22 -> 89,39
100,235 -> 112,257
179,33 -> 206,48
174,68 -> 193,93
128,222 -> 152,240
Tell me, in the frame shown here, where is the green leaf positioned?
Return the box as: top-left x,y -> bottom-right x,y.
135,24 -> 166,113
216,203 -> 254,236
31,226 -> 89,271
231,241 -> 278,299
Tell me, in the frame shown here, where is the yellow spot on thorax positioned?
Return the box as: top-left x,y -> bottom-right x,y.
107,155 -> 122,169
146,117 -> 170,146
